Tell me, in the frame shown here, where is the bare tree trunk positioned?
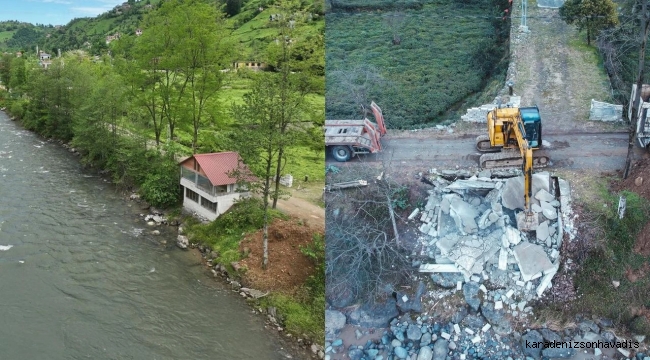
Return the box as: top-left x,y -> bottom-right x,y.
385,193 -> 400,246
624,0 -> 649,179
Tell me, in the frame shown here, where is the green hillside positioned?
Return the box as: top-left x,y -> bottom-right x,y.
325,0 -> 511,128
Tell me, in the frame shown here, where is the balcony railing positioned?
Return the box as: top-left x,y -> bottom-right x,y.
181,167 -> 230,197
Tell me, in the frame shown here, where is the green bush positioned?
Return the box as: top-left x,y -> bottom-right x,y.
140,155 -> 181,208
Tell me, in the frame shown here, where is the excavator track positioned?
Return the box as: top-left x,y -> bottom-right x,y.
475,135 -> 501,152
479,149 -> 551,169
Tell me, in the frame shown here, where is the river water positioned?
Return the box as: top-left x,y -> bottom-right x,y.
0,111 -> 292,359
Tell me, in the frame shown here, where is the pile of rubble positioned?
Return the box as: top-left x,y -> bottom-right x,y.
415,169 -> 575,308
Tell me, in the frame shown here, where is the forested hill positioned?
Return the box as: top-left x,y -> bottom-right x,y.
0,0 -> 324,61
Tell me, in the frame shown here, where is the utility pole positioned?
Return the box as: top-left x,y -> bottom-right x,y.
521,0 -> 527,28
624,0 -> 650,179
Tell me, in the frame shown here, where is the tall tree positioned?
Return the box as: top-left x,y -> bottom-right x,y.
560,0 -> 619,45
232,73 -> 282,270
267,0 -> 321,209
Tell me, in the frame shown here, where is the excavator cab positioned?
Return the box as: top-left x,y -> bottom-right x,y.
520,106 -> 542,149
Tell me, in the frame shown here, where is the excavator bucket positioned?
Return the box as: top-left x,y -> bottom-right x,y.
516,211 -> 539,232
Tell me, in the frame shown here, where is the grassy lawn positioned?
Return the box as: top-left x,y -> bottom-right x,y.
573,188 -> 650,335
0,30 -> 16,42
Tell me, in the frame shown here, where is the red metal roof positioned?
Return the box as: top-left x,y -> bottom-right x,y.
182,152 -> 254,186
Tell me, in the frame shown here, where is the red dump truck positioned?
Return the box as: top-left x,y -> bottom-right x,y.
325,102 -> 387,162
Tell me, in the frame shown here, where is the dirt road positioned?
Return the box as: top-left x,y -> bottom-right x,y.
327,131 -> 628,174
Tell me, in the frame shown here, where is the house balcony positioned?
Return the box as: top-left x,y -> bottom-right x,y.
180,167 -> 238,201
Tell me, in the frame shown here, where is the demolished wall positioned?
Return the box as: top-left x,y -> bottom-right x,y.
418,169 -> 574,308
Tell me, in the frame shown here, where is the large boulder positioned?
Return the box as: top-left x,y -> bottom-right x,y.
481,302 -> 512,334
348,298 -> 399,328
417,346 -> 433,360
463,282 -> 481,312
521,330 -> 543,359
325,310 -> 347,341
432,339 -> 449,360
176,235 -> 189,249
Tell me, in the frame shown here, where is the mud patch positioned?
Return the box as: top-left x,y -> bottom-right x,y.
239,218 -> 322,294
625,262 -> 650,283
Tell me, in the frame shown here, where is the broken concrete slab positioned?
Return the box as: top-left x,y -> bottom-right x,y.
498,248 -> 508,271
478,209 -> 499,229
436,234 -> 461,255
536,264 -> 559,297
449,198 -> 479,235
446,180 -> 496,191
535,189 -> 555,202
513,242 -> 554,282
503,226 -> 521,245
446,230 -> 502,274
540,201 -> 557,220
531,203 -> 542,213
501,173 -> 551,210
536,221 -> 549,242
441,194 -> 461,214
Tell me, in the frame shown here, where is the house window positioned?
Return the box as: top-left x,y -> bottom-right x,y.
186,188 -> 199,203
215,185 -> 228,194
201,198 -> 217,213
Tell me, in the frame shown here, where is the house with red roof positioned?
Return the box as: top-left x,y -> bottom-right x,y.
179,152 -> 254,220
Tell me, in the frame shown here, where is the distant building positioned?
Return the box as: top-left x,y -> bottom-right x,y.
179,152 -> 254,221
15,52 -> 22,57
135,29 -> 143,36
39,52 -> 51,61
106,33 -> 121,44
233,61 -> 267,72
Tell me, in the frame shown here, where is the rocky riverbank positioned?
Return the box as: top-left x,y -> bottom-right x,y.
124,195 -> 324,360
325,168 -> 649,360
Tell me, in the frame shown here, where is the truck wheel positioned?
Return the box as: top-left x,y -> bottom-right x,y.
331,146 -> 352,162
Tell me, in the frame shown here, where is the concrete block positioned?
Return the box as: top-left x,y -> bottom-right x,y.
457,281 -> 463,291
482,324 -> 491,332
535,189 -> 555,202
589,99 -> 623,122
498,248 -> 508,270
419,264 -> 461,273
494,301 -> 503,310
506,289 -> 514,298
540,201 -> 558,220
536,266 -> 558,297
408,208 -> 421,220
501,173 -> 550,210
536,221 -> 549,242
513,242 -> 554,282
454,324 -> 461,334
446,180 -> 496,191
449,198 -> 479,235
503,226 -> 521,245
465,328 -> 474,335
470,275 -> 481,282
471,336 -> 481,344
479,284 -> 488,293
531,203 -> 542,213
441,332 -> 451,340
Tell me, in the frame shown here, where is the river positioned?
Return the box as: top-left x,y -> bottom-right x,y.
0,111 -> 295,359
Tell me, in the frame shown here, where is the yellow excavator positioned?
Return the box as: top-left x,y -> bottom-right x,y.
475,106 -> 550,231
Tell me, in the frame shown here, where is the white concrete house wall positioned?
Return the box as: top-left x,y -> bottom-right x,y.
180,177 -> 248,221
178,152 -> 253,222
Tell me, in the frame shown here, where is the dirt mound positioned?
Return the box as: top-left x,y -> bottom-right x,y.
239,218 -> 322,294
611,156 -> 650,201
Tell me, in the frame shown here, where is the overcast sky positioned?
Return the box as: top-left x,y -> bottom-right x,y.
0,0 -> 125,26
